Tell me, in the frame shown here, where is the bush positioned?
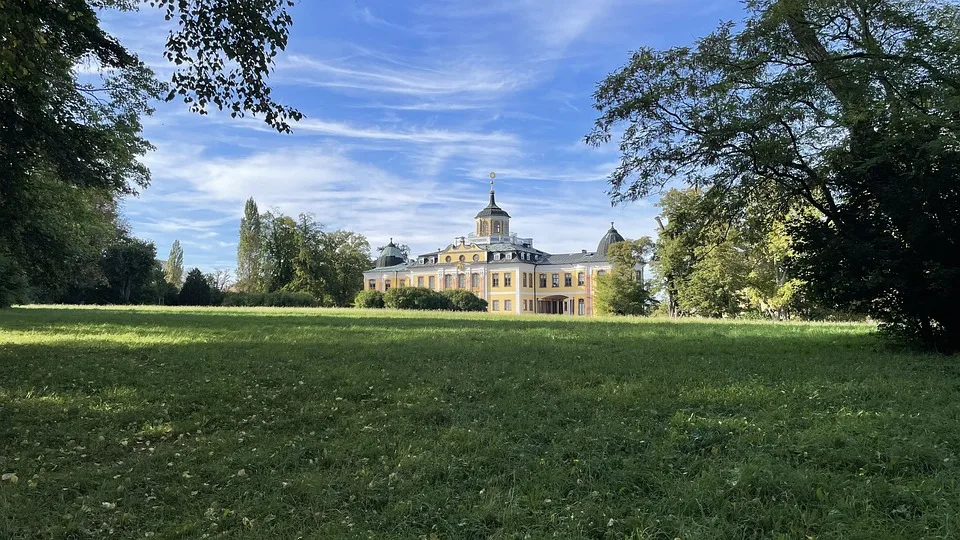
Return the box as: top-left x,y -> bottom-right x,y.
443,289 -> 488,312
221,291 -> 319,307
354,290 -> 385,308
383,287 -> 453,311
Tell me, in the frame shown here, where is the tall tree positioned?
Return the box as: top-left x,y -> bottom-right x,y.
236,198 -> 265,292
588,0 -> 960,350
319,230 -> 372,307
262,213 -> 299,293
1,1 -> 300,306
164,240 -> 184,288
101,235 -> 157,304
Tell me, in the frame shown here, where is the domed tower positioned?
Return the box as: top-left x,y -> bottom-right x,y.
475,177 -> 510,237
596,222 -> 626,256
376,239 -> 406,268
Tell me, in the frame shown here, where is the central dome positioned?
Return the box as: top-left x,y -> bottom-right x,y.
475,188 -> 510,218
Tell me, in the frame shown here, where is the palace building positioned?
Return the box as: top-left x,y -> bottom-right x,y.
362,182 -> 627,316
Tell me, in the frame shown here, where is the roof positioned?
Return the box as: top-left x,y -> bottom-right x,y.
367,262 -> 409,273
375,239 -> 406,268
542,252 -> 609,265
475,189 -> 510,218
596,223 -> 626,256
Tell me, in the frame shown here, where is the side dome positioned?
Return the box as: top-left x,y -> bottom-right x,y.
376,239 -> 406,268
596,222 -> 626,256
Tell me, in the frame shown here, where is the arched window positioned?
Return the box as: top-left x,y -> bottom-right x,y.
473,254 -> 480,262
457,274 -> 466,288
459,255 -> 466,262
493,221 -> 501,234
445,255 -> 452,263
481,221 -> 489,235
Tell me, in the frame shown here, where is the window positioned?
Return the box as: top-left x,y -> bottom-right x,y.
539,274 -> 547,288
417,276 -> 424,287
492,300 -> 500,311
578,299 -> 585,315
492,273 -> 500,287
597,270 -> 607,277
459,254 -> 466,262
494,221 -> 501,234
504,273 -> 512,287
578,272 -> 585,286
481,221 -> 488,235
428,276 -> 436,290
444,275 -> 452,289
471,273 -> 480,287
368,279 -> 376,290
522,273 -> 528,288
473,254 -> 480,262
494,253 -> 501,261
457,274 -> 466,288
564,273 -> 572,287
445,255 -> 452,263
552,273 -> 560,287
399,279 -> 406,287
384,279 -> 391,290
504,300 -> 512,312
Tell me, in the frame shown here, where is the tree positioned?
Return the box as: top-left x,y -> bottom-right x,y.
102,235 -> 157,304
205,268 -> 233,306
318,230 -> 372,307
588,0 -> 960,350
179,268 -> 212,306
1,1 -> 299,307
595,238 -> 657,316
262,213 -> 299,293
236,198 -> 265,292
164,240 -> 184,287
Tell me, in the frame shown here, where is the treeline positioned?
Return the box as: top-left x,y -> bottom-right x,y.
234,198 -> 370,307
651,188 -> 844,321
593,188 -> 854,321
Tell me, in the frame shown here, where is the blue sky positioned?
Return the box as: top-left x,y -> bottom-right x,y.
104,0 -> 744,271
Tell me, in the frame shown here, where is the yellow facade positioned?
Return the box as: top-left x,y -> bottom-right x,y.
363,185 -> 623,316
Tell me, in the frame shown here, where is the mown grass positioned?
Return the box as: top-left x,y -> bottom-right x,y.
1,306 -> 959,539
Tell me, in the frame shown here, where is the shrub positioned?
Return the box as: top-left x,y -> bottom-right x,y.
443,289 -> 488,312
383,287 -> 453,311
221,291 -> 319,307
354,290 -> 385,308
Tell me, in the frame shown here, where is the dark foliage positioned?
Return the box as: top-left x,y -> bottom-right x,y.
178,268 -> 212,306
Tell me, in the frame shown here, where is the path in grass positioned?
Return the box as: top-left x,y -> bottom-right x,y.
1,307 -> 959,539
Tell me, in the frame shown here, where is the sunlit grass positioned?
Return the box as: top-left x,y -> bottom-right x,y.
1,306 -> 958,539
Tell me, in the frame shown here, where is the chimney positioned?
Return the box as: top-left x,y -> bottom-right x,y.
582,249 -> 587,254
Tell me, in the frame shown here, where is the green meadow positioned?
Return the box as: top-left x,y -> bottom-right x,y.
1,306 -> 958,539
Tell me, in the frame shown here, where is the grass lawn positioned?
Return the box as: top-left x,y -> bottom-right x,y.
1,307 -> 959,539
